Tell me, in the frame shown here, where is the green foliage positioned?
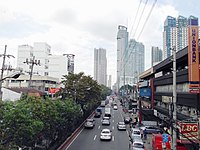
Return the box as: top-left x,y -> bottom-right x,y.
0,96 -> 82,149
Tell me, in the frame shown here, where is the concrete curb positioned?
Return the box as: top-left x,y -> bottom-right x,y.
57,111 -> 95,150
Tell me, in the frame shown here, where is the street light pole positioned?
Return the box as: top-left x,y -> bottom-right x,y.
172,46 -> 177,150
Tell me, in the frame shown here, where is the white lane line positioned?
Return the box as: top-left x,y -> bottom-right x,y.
94,135 -> 97,140
112,126 -> 114,130
113,120 -> 114,123
112,136 -> 114,141
98,126 -> 100,129
66,128 -> 84,149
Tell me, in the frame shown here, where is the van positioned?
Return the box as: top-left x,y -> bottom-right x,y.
152,134 -> 170,150
152,134 -> 187,150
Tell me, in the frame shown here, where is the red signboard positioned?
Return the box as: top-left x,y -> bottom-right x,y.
49,88 -> 60,94
178,122 -> 199,143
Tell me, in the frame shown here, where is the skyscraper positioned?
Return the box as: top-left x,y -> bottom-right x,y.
151,46 -> 162,67
176,15 -> 188,51
94,48 -> 107,86
163,16 -> 176,59
123,39 -> 145,85
163,15 -> 195,59
117,25 -> 128,90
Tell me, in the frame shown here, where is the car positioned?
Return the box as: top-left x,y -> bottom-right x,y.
129,140 -> 145,150
140,126 -> 162,134
131,128 -> 141,139
113,105 -> 118,110
102,119 -> 110,125
124,116 -> 131,124
84,119 -> 95,128
100,129 -> 112,141
117,121 -> 126,130
94,111 -> 101,118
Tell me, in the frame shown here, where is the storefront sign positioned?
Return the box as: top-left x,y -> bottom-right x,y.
162,96 -> 172,103
178,122 -> 199,143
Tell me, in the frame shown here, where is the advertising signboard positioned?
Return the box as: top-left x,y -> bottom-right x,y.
188,16 -> 200,93
178,122 -> 199,143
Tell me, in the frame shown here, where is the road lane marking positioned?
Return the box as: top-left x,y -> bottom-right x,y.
94,135 -> 97,140
112,136 -> 114,141
65,128 -> 84,150
113,120 -> 114,123
112,126 -> 114,130
98,126 -> 100,129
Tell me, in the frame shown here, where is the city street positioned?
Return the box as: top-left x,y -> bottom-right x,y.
67,103 -> 130,150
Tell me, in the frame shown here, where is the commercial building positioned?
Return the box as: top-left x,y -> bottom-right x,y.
138,16 -> 199,148
17,42 -> 74,82
94,48 -> 107,86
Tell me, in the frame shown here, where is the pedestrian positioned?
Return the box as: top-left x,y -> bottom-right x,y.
144,129 -> 147,140
140,129 -> 144,139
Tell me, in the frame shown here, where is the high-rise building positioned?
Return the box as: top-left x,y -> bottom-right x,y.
94,48 -> 107,86
163,16 -> 176,59
117,25 -> 128,90
163,15 -> 196,59
151,46 -> 162,67
108,75 -> 112,89
122,39 -> 144,86
176,16 -> 188,51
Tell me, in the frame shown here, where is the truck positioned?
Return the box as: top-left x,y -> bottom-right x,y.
100,101 -> 106,107
105,107 -> 111,117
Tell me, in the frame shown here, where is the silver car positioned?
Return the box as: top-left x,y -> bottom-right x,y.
84,119 -> 95,128
117,121 -> 126,130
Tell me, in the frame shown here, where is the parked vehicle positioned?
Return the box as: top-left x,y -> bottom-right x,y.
131,128 -> 141,139
129,140 -> 145,150
140,126 -> 162,134
152,134 -> 187,150
100,129 -> 112,141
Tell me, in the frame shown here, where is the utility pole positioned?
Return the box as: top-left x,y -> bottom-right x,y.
24,56 -> 41,89
172,46 -> 177,150
0,45 -> 15,100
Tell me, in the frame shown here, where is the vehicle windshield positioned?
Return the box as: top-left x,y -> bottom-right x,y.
133,143 -> 144,148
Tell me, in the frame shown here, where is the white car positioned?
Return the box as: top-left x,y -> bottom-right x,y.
131,128 -> 141,139
129,140 -> 145,150
100,129 -> 112,140
113,105 -> 118,110
102,119 -> 110,125
117,121 -> 126,130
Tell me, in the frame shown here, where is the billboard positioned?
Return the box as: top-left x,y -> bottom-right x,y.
178,122 -> 199,143
188,16 -> 200,93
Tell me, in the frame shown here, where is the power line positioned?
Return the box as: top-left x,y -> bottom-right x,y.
137,0 -> 157,40
125,0 -> 157,66
132,0 -> 148,38
129,0 -> 143,38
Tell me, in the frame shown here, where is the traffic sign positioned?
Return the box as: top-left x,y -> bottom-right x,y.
162,133 -> 169,143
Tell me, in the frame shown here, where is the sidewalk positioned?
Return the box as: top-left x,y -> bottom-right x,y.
144,134 -> 152,149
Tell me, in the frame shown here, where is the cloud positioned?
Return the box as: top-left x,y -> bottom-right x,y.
0,13 -> 50,38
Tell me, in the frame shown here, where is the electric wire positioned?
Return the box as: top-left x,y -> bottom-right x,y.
132,0 -> 148,38
125,0 -> 157,66
129,0 -> 143,38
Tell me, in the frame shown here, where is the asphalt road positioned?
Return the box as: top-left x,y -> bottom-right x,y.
67,102 -> 130,150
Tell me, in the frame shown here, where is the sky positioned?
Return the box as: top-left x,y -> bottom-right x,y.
0,0 -> 199,86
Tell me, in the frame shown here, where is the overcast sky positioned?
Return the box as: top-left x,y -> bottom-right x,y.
0,0 -> 199,85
